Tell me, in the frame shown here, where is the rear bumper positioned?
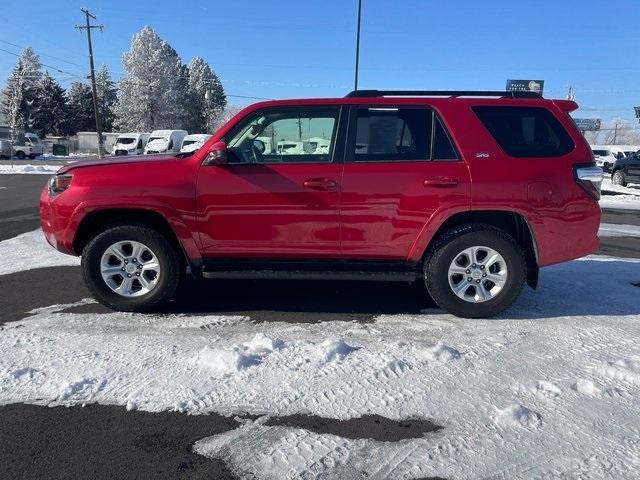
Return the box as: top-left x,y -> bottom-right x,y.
534,199 -> 601,267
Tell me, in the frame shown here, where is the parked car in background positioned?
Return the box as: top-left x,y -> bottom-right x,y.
591,145 -> 625,172
40,89 -> 602,319
0,140 -> 11,159
143,130 -> 188,155
622,146 -> 640,157
611,152 -> 640,187
180,134 -> 211,153
12,132 -> 44,159
112,133 -> 150,156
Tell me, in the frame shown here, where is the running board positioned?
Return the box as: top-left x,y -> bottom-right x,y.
201,259 -> 421,282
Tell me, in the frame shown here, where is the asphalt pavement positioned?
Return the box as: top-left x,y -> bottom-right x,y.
0,173 -> 638,479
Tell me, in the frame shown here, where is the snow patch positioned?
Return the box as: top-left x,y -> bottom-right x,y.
197,346 -> 261,377
494,404 -> 542,429
596,358 -> 640,386
573,379 -> 600,396
598,223 -> 640,238
419,341 -> 461,362
0,164 -> 60,174
0,229 -> 79,276
316,339 -> 359,364
534,380 -> 562,398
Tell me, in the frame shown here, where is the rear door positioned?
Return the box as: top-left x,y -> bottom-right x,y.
339,105 -> 470,260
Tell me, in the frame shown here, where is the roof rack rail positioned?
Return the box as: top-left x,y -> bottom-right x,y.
344,89 -> 543,99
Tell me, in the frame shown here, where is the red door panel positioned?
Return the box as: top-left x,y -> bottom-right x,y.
340,161 -> 470,259
195,163 -> 341,257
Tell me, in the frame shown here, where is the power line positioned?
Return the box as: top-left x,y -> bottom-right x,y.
0,46 -> 84,79
0,39 -> 85,68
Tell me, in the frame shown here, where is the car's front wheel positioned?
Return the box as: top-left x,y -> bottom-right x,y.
424,224 -> 526,318
81,224 -> 182,312
612,170 -> 627,187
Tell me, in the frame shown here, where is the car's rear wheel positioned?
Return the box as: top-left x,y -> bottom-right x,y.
81,224 -> 181,312
424,224 -> 526,318
612,170 -> 627,187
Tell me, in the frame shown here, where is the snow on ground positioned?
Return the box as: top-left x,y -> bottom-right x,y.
0,164 -> 60,174
0,229 -> 79,275
601,178 -> 640,196
600,194 -> 640,210
600,178 -> 640,210
598,223 -> 640,238
1,256 -> 640,478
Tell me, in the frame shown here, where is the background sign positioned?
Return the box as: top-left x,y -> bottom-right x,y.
506,79 -> 544,95
573,118 -> 601,131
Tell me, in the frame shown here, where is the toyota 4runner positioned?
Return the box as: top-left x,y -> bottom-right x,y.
40,90 -> 603,318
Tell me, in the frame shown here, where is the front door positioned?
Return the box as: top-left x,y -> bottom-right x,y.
339,105 -> 470,260
195,105 -> 345,258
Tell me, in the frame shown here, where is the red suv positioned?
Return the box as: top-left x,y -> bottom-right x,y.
40,90 -> 602,318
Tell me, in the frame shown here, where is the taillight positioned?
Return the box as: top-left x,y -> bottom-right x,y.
574,165 -> 603,201
48,174 -> 72,196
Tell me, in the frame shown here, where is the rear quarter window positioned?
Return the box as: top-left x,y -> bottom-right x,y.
473,106 -> 574,158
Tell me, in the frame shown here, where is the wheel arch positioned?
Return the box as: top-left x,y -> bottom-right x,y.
421,210 -> 539,289
72,207 -> 202,277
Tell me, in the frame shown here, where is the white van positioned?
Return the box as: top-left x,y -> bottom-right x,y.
112,133 -> 150,156
180,134 -> 212,153
144,130 -> 188,155
13,132 -> 44,159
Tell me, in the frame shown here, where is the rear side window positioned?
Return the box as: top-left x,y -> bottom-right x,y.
473,106 -> 574,157
351,107 -> 458,162
592,150 -> 609,156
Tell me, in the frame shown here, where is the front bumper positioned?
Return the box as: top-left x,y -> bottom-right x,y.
39,185 -> 76,255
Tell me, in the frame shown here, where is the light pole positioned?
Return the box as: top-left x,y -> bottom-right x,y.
354,0 -> 362,91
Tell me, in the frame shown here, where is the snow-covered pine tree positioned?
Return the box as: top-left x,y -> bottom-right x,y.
96,65 -> 117,132
32,72 -> 70,136
0,47 -> 43,141
186,56 -> 226,133
115,26 -> 188,131
66,82 -> 95,134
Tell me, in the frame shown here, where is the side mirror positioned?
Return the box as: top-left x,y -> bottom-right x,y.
204,141 -> 228,165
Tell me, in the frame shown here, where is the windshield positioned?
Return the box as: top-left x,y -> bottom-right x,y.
182,140 -> 198,147
148,137 -> 166,143
26,135 -> 40,144
117,137 -> 136,145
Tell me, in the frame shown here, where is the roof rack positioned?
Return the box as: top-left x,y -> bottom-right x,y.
344,90 -> 543,99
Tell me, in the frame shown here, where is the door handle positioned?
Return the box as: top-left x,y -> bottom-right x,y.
423,176 -> 459,188
303,178 -> 338,191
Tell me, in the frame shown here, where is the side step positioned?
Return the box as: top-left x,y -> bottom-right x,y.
201,259 -> 422,282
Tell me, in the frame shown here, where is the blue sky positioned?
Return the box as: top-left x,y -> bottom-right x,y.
1,0 -> 639,123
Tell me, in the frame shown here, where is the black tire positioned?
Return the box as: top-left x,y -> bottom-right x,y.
16,151 -> 25,160
612,170 -> 627,187
424,224 -> 526,318
81,224 -> 182,312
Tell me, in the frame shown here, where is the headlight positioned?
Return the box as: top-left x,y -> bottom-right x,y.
48,174 -> 73,195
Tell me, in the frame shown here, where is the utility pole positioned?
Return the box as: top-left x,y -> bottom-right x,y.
354,0 -> 362,91
76,9 -> 104,158
566,85 -> 575,101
